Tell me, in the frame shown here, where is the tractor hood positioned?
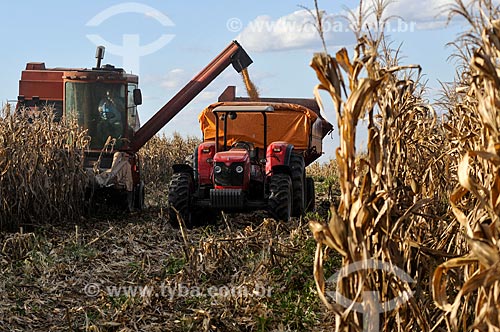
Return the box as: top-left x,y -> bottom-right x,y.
213,149 -> 249,164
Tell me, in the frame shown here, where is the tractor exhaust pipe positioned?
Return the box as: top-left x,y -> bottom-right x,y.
95,46 -> 105,69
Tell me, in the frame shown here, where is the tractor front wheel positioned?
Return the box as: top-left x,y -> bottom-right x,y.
168,173 -> 194,228
268,173 -> 293,221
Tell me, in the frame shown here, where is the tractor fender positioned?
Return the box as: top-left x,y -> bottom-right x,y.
265,142 -> 294,174
172,163 -> 194,175
194,141 -> 216,185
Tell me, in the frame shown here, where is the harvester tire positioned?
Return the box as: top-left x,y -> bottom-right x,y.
305,177 -> 315,212
290,153 -> 305,217
134,181 -> 145,211
168,173 -> 193,228
268,173 -> 292,221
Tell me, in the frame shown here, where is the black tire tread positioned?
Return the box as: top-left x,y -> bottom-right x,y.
290,153 -> 305,216
268,173 -> 292,221
168,173 -> 192,227
134,181 -> 145,211
305,177 -> 315,212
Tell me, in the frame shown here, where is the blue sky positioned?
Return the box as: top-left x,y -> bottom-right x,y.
0,1 -> 474,161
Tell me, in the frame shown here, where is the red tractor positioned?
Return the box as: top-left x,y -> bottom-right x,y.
16,41 -> 252,211
168,87 -> 332,225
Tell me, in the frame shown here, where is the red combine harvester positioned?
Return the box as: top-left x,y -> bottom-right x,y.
168,86 -> 333,225
17,41 -> 252,211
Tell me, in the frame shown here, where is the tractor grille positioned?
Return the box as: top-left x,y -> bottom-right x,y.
214,162 -> 244,187
210,189 -> 244,208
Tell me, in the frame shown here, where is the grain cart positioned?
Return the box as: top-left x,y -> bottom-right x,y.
17,41 -> 252,211
168,87 -> 333,225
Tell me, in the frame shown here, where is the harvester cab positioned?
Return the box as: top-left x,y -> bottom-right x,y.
17,41 -> 253,212
18,47 -> 145,210
18,46 -> 142,151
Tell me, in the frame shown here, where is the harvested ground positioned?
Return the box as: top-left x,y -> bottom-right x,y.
0,199 -> 338,332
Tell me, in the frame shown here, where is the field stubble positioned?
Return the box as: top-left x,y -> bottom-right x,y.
0,100 -> 340,331
0,207 -> 338,331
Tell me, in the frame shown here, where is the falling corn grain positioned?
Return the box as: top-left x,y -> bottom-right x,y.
241,68 -> 260,101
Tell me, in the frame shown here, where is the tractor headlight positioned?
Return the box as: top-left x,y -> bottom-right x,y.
235,165 -> 244,174
214,165 -> 222,174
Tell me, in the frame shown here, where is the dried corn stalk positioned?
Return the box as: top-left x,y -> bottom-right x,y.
309,1 -> 452,331
139,133 -> 200,206
432,1 -> 500,330
0,105 -> 89,229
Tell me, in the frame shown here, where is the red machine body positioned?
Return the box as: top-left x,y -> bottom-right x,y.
265,142 -> 294,175
17,41 -> 253,211
168,95 -> 333,225
195,142 -> 216,185
212,149 -> 251,190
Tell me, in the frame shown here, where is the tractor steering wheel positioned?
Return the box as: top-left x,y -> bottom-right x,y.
232,141 -> 253,151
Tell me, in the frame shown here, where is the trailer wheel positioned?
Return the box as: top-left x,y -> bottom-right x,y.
290,153 -> 305,217
268,173 -> 292,221
134,181 -> 145,211
305,177 -> 315,212
168,173 -> 194,228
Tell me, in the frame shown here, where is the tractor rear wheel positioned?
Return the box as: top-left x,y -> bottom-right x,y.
290,153 -> 305,217
305,177 -> 315,212
168,173 -> 194,228
268,173 -> 293,221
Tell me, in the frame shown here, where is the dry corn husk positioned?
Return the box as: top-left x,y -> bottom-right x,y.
431,2 -> 500,330
0,105 -> 88,229
309,2 -> 452,331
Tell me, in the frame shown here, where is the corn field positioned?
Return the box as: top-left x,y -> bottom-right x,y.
140,133 -> 200,207
308,0 -> 500,331
0,104 -> 198,228
2,0 -> 500,330
0,105 -> 89,230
